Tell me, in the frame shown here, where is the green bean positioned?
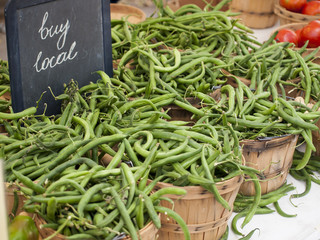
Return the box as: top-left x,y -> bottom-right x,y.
239,228 -> 260,240
169,57 -> 225,78
78,183 -> 111,218
154,48 -> 181,72
45,179 -> 86,195
295,52 -> 311,104
295,141 -> 313,170
273,201 -> 297,218
72,134 -> 127,160
232,207 -> 274,236
66,233 -> 96,240
291,169 -> 311,198
38,157 -> 97,185
12,168 -> 45,194
241,170 -> 261,228
173,99 -> 206,117
134,143 -> 159,181
46,197 -> 57,222
277,104 -> 318,130
220,84 -> 235,116
137,190 -> 161,229
151,147 -> 202,169
0,106 -> 36,120
136,196 -> 145,230
174,129 -> 219,146
110,187 -> 138,240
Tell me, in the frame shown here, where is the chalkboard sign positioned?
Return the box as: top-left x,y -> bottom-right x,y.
5,0 -> 113,115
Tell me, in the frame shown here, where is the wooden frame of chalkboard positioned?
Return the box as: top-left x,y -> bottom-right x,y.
5,0 -> 113,115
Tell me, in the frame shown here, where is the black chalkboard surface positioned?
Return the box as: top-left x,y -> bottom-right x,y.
5,0 -> 113,115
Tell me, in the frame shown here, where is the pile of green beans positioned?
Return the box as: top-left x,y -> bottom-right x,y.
116,118 -> 263,224
113,44 -> 229,99
111,0 -> 261,62
19,159 -> 190,240
2,77 -> 177,181
222,37 -> 320,103
1,74 -> 261,236
192,76 -> 320,170
2,119 -> 85,182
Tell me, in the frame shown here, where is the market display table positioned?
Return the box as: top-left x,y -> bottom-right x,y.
1,6 -> 320,238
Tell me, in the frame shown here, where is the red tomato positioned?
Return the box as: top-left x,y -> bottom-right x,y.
280,0 -> 307,12
300,20 -> 320,47
295,28 -> 304,47
302,1 -> 320,15
275,29 -> 298,45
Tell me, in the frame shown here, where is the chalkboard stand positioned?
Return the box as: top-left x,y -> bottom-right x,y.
5,0 -> 113,115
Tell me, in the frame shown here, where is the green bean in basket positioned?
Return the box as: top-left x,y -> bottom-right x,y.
22,160 -> 190,240
112,44 -> 229,101
120,120 -> 252,211
202,76 -> 320,170
221,39 -> 320,103
110,0 -> 261,64
2,75 -> 173,182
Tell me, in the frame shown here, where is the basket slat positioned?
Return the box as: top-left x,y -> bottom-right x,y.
155,175 -> 243,240
239,134 -> 298,195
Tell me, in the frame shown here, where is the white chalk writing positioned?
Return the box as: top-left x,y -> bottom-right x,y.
33,12 -> 78,72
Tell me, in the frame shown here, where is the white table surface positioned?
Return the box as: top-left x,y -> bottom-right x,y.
228,21 -> 320,240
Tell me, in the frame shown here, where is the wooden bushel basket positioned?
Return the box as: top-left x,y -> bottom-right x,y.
230,0 -> 277,29
154,175 -> 243,240
274,0 -> 320,26
110,3 -> 146,24
239,134 -> 298,196
36,214 -> 159,240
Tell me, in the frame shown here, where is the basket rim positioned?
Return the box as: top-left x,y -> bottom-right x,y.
154,174 -> 243,198
36,213 -> 160,240
240,134 -> 299,150
110,3 -> 146,23
274,0 -> 320,21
